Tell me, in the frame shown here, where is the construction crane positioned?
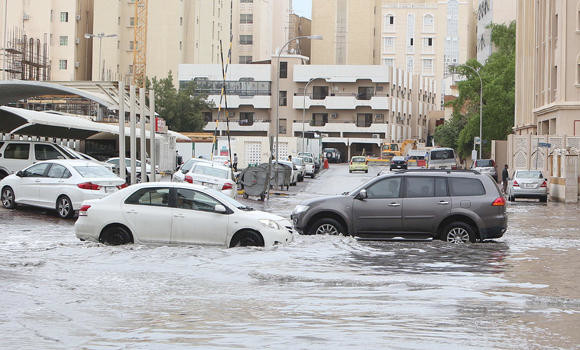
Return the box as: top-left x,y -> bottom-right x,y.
132,0 -> 148,87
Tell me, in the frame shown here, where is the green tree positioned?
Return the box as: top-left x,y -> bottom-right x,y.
149,71 -> 212,132
437,21 -> 516,159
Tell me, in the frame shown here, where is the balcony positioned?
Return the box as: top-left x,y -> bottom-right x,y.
293,93 -> 390,110
207,95 -> 270,109
204,120 -> 270,132
292,121 -> 390,136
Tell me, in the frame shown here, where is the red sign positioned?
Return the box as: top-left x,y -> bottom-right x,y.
155,117 -> 168,133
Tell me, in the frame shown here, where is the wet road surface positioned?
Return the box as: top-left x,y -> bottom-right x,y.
1,164 -> 579,349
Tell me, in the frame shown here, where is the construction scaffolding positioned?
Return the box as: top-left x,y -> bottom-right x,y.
2,28 -> 50,81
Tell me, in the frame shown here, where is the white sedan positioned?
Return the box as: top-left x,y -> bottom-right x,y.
0,160 -> 125,218
75,182 -> 294,247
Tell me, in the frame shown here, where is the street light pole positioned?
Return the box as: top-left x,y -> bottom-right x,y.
275,35 -> 322,161
461,65 -> 483,159
85,32 -> 118,81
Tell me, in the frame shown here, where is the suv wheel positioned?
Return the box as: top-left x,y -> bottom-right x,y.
443,221 -> 476,244
309,218 -> 345,236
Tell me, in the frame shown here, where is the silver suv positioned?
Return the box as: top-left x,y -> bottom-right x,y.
291,170 -> 507,244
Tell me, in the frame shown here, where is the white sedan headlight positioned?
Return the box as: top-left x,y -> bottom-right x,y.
292,205 -> 310,215
258,219 -> 280,230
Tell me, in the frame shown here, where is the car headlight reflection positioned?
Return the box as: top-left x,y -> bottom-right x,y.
292,205 -> 310,215
258,219 -> 280,230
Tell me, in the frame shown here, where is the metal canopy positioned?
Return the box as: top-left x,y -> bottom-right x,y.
0,80 -> 116,109
0,106 -> 189,141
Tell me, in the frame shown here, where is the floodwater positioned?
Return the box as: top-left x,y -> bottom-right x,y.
1,165 -> 579,349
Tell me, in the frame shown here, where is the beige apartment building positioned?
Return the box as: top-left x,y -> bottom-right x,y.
514,0 -> 580,136
231,0 -> 291,64
475,0 -> 516,63
179,57 -> 437,165
92,0 -> 231,84
288,13 -> 312,59
0,0 -> 94,81
310,0 -> 477,108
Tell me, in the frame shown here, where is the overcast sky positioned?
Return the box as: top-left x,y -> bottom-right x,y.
292,0 -> 312,19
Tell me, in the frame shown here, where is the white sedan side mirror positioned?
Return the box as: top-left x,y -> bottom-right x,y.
214,204 -> 227,214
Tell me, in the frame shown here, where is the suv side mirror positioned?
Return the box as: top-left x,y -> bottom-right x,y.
214,204 -> 227,214
356,189 -> 368,200
16,170 -> 24,177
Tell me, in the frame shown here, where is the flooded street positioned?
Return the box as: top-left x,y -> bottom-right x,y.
1,165 -> 579,349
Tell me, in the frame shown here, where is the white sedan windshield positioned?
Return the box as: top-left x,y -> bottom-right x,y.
74,166 -> 116,178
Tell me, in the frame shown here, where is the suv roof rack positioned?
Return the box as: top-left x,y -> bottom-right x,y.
390,169 -> 481,175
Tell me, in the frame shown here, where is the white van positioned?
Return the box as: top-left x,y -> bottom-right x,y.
426,148 -> 458,170
0,141 -> 78,179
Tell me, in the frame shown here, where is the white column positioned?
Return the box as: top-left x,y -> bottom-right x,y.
139,87 -> 147,183
130,85 -> 137,184
149,89 -> 156,182
118,81 -> 126,182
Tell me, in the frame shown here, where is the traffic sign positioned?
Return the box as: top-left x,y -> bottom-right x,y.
538,142 -> 551,148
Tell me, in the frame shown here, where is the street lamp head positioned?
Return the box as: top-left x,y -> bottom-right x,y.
307,35 -> 323,40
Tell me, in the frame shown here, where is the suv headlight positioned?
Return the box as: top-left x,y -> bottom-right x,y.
292,205 -> 309,215
258,219 -> 280,230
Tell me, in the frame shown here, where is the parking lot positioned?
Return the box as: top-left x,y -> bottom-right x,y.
1,164 -> 580,349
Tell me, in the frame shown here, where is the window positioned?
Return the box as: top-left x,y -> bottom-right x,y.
312,86 -> 328,100
240,35 -> 253,45
382,58 -> 394,67
23,163 -> 51,177
192,165 -> 229,179
179,41 -> 183,50
422,58 -> 433,75
366,177 -> 401,199
4,144 -> 30,160
239,112 -> 254,125
383,37 -> 395,53
35,145 -> 63,161
406,56 -> 414,72
279,91 -> 287,106
125,187 -> 170,207
129,41 -> 135,50
48,164 -> 68,178
384,14 -> 395,32
405,177 -> 435,198
423,37 -> 433,50
423,14 -> 434,32
129,17 -> 135,26
240,14 -> 253,24
59,36 -> 68,46
128,64 -> 133,73
279,61 -> 288,78
180,17 -> 183,25
449,178 -> 486,196
356,113 -> 373,127
117,16 -> 120,25
175,189 -> 221,212
435,177 -> 448,197
311,113 -> 328,126
60,12 -> 68,22
74,166 -> 115,178
279,119 -> 287,134
358,87 -> 374,100
59,60 -> 67,70
239,55 -> 252,64
203,111 -> 212,122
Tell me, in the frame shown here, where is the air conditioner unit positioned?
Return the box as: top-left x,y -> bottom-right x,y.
75,38 -> 80,44
76,14 -> 81,21
331,113 -> 338,119
74,61 -> 80,68
372,134 -> 380,139
375,114 -> 384,120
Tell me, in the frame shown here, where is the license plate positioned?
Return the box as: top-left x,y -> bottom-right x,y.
104,186 -> 117,193
523,184 -> 535,188
203,182 -> 217,189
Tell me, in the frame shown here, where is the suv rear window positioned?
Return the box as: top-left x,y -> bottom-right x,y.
475,160 -> 494,167
430,150 -> 455,160
35,144 -> 64,161
449,178 -> 485,196
4,144 -> 30,159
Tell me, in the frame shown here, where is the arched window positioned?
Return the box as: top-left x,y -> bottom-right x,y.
423,14 -> 434,32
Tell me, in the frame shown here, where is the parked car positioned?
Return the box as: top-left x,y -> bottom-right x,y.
74,182 -> 294,247
276,160 -> 299,186
105,157 -> 155,183
390,156 -> 408,170
60,146 -> 114,172
291,170 -> 507,244
323,148 -> 342,163
298,152 -> 320,172
406,151 -> 427,169
349,156 -> 369,173
291,157 -> 306,181
507,170 -> 548,202
212,156 -> 231,167
471,159 -> 498,182
1,159 -> 125,218
183,162 -> 237,198
172,158 -> 212,182
0,140 -> 78,180
427,148 -> 458,170
300,156 -> 316,178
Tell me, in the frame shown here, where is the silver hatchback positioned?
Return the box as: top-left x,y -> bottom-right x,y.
507,170 -> 548,202
291,170 -> 508,244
